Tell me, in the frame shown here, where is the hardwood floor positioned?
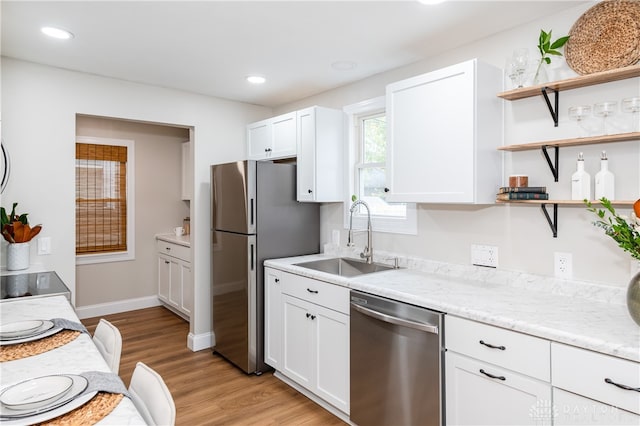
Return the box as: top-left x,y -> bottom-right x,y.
82,306 -> 346,426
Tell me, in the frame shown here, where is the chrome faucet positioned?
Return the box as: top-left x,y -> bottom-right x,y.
348,200 -> 373,264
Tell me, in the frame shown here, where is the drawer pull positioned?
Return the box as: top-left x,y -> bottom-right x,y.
275,278 -> 280,283
604,378 -> 640,392
307,288 -> 319,294
479,340 -> 506,350
165,247 -> 171,251
479,369 -> 506,381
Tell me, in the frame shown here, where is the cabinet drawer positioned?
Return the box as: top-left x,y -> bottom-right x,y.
446,316 -> 550,381
552,343 -> 640,415
281,273 -> 349,314
156,240 -> 190,262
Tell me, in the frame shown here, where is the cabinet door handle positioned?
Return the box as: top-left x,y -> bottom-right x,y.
479,369 -> 506,381
307,189 -> 313,194
164,261 -> 170,264
307,288 -> 318,294
605,378 -> 640,392
310,315 -> 316,320
165,247 -> 171,251
479,340 -> 506,350
384,187 -> 390,193
274,278 -> 280,283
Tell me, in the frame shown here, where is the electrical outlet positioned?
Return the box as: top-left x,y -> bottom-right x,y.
38,237 -> 51,255
471,244 -> 498,268
554,252 -> 573,279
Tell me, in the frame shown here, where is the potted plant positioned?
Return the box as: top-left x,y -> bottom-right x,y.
585,198 -> 640,326
534,29 -> 569,84
1,202 -> 42,270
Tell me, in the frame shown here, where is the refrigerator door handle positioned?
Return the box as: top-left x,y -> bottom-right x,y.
250,198 -> 254,226
250,243 -> 254,270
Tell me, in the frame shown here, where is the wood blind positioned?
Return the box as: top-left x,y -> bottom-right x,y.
76,143 -> 128,254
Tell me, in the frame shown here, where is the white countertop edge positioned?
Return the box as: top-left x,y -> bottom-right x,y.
265,253 -> 640,363
155,233 -> 190,247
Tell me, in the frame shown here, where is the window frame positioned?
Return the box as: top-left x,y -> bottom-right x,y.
343,97 -> 417,235
75,136 -> 136,265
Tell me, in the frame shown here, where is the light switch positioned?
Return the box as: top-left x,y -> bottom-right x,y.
38,237 -> 51,255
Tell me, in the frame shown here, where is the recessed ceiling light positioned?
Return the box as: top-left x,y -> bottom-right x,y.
331,61 -> 357,71
417,0 -> 447,4
246,75 -> 266,84
41,26 -> 74,40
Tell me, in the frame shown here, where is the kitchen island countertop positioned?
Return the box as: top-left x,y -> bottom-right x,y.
265,253 -> 640,362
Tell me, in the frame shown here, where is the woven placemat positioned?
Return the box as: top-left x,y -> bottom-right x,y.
0,330 -> 81,362
565,0 -> 640,75
37,392 -> 124,426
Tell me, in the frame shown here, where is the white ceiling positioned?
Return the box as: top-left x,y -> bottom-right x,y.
2,1 -> 587,108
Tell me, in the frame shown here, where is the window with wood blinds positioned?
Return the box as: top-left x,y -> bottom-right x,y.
76,137 -> 135,264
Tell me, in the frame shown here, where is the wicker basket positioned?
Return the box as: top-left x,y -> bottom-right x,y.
565,0 -> 640,75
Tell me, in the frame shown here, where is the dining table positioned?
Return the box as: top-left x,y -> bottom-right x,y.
0,294 -> 147,425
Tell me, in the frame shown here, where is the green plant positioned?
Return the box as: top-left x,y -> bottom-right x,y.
585,198 -> 640,261
1,202 -> 42,243
535,29 -> 570,82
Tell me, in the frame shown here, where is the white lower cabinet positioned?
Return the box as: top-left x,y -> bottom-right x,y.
265,267 -> 350,415
446,352 -> 552,425
445,316 -> 552,425
551,342 -> 640,425
156,240 -> 192,319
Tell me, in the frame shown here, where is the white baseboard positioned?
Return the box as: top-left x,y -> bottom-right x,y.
188,331 -> 215,352
75,296 -> 162,319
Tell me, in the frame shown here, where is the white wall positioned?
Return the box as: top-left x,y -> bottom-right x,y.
1,58 -> 271,341
275,3 -> 640,287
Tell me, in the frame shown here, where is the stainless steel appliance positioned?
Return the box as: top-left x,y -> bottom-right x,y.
211,160 -> 319,374
350,290 -> 444,426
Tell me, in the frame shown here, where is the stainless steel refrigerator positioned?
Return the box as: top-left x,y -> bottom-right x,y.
211,160 -> 320,374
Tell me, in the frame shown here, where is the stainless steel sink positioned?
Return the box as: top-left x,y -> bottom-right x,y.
293,257 -> 397,277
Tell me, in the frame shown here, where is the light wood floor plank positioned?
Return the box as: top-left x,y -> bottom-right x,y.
82,306 -> 346,426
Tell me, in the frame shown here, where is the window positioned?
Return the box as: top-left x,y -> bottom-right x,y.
76,137 -> 135,264
344,97 -> 416,235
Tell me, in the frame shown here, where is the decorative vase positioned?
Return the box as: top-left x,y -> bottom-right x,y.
533,60 -> 549,85
6,242 -> 30,271
628,270 -> 640,326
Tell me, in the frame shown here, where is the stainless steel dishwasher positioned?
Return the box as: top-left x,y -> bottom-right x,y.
350,290 -> 444,426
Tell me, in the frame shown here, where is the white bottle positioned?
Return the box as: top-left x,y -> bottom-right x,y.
571,152 -> 591,200
594,150 -> 615,200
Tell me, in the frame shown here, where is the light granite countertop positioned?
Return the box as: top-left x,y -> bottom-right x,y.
265,252 -> 640,363
156,233 -> 190,247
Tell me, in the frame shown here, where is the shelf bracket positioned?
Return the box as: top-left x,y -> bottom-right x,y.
541,86 -> 559,127
541,203 -> 558,238
541,145 -> 559,182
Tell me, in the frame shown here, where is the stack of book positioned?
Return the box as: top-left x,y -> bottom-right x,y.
496,186 -> 549,201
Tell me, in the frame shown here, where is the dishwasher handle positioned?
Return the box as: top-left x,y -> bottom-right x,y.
351,302 -> 439,334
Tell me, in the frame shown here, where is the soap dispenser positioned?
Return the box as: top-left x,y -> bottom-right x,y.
594,150 -> 615,200
571,152 -> 591,200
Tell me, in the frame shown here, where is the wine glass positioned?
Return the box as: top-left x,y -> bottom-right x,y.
511,48 -> 529,88
622,97 -> 640,133
593,101 -> 617,135
504,59 -> 518,89
568,105 -> 592,138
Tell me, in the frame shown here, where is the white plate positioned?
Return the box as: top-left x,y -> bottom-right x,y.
0,322 -> 59,346
0,391 -> 97,425
0,375 -> 74,410
0,320 -> 44,339
0,375 -> 88,418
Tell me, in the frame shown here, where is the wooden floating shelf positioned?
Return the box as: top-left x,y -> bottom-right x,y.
496,200 -> 635,205
499,132 -> 640,152
497,65 -> 640,101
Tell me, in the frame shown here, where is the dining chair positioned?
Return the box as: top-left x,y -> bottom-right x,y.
129,361 -> 176,426
93,318 -> 122,374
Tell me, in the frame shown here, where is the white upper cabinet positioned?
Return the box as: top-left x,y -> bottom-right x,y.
296,106 -> 344,202
247,111 -> 297,160
181,141 -> 192,201
385,59 -> 503,203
